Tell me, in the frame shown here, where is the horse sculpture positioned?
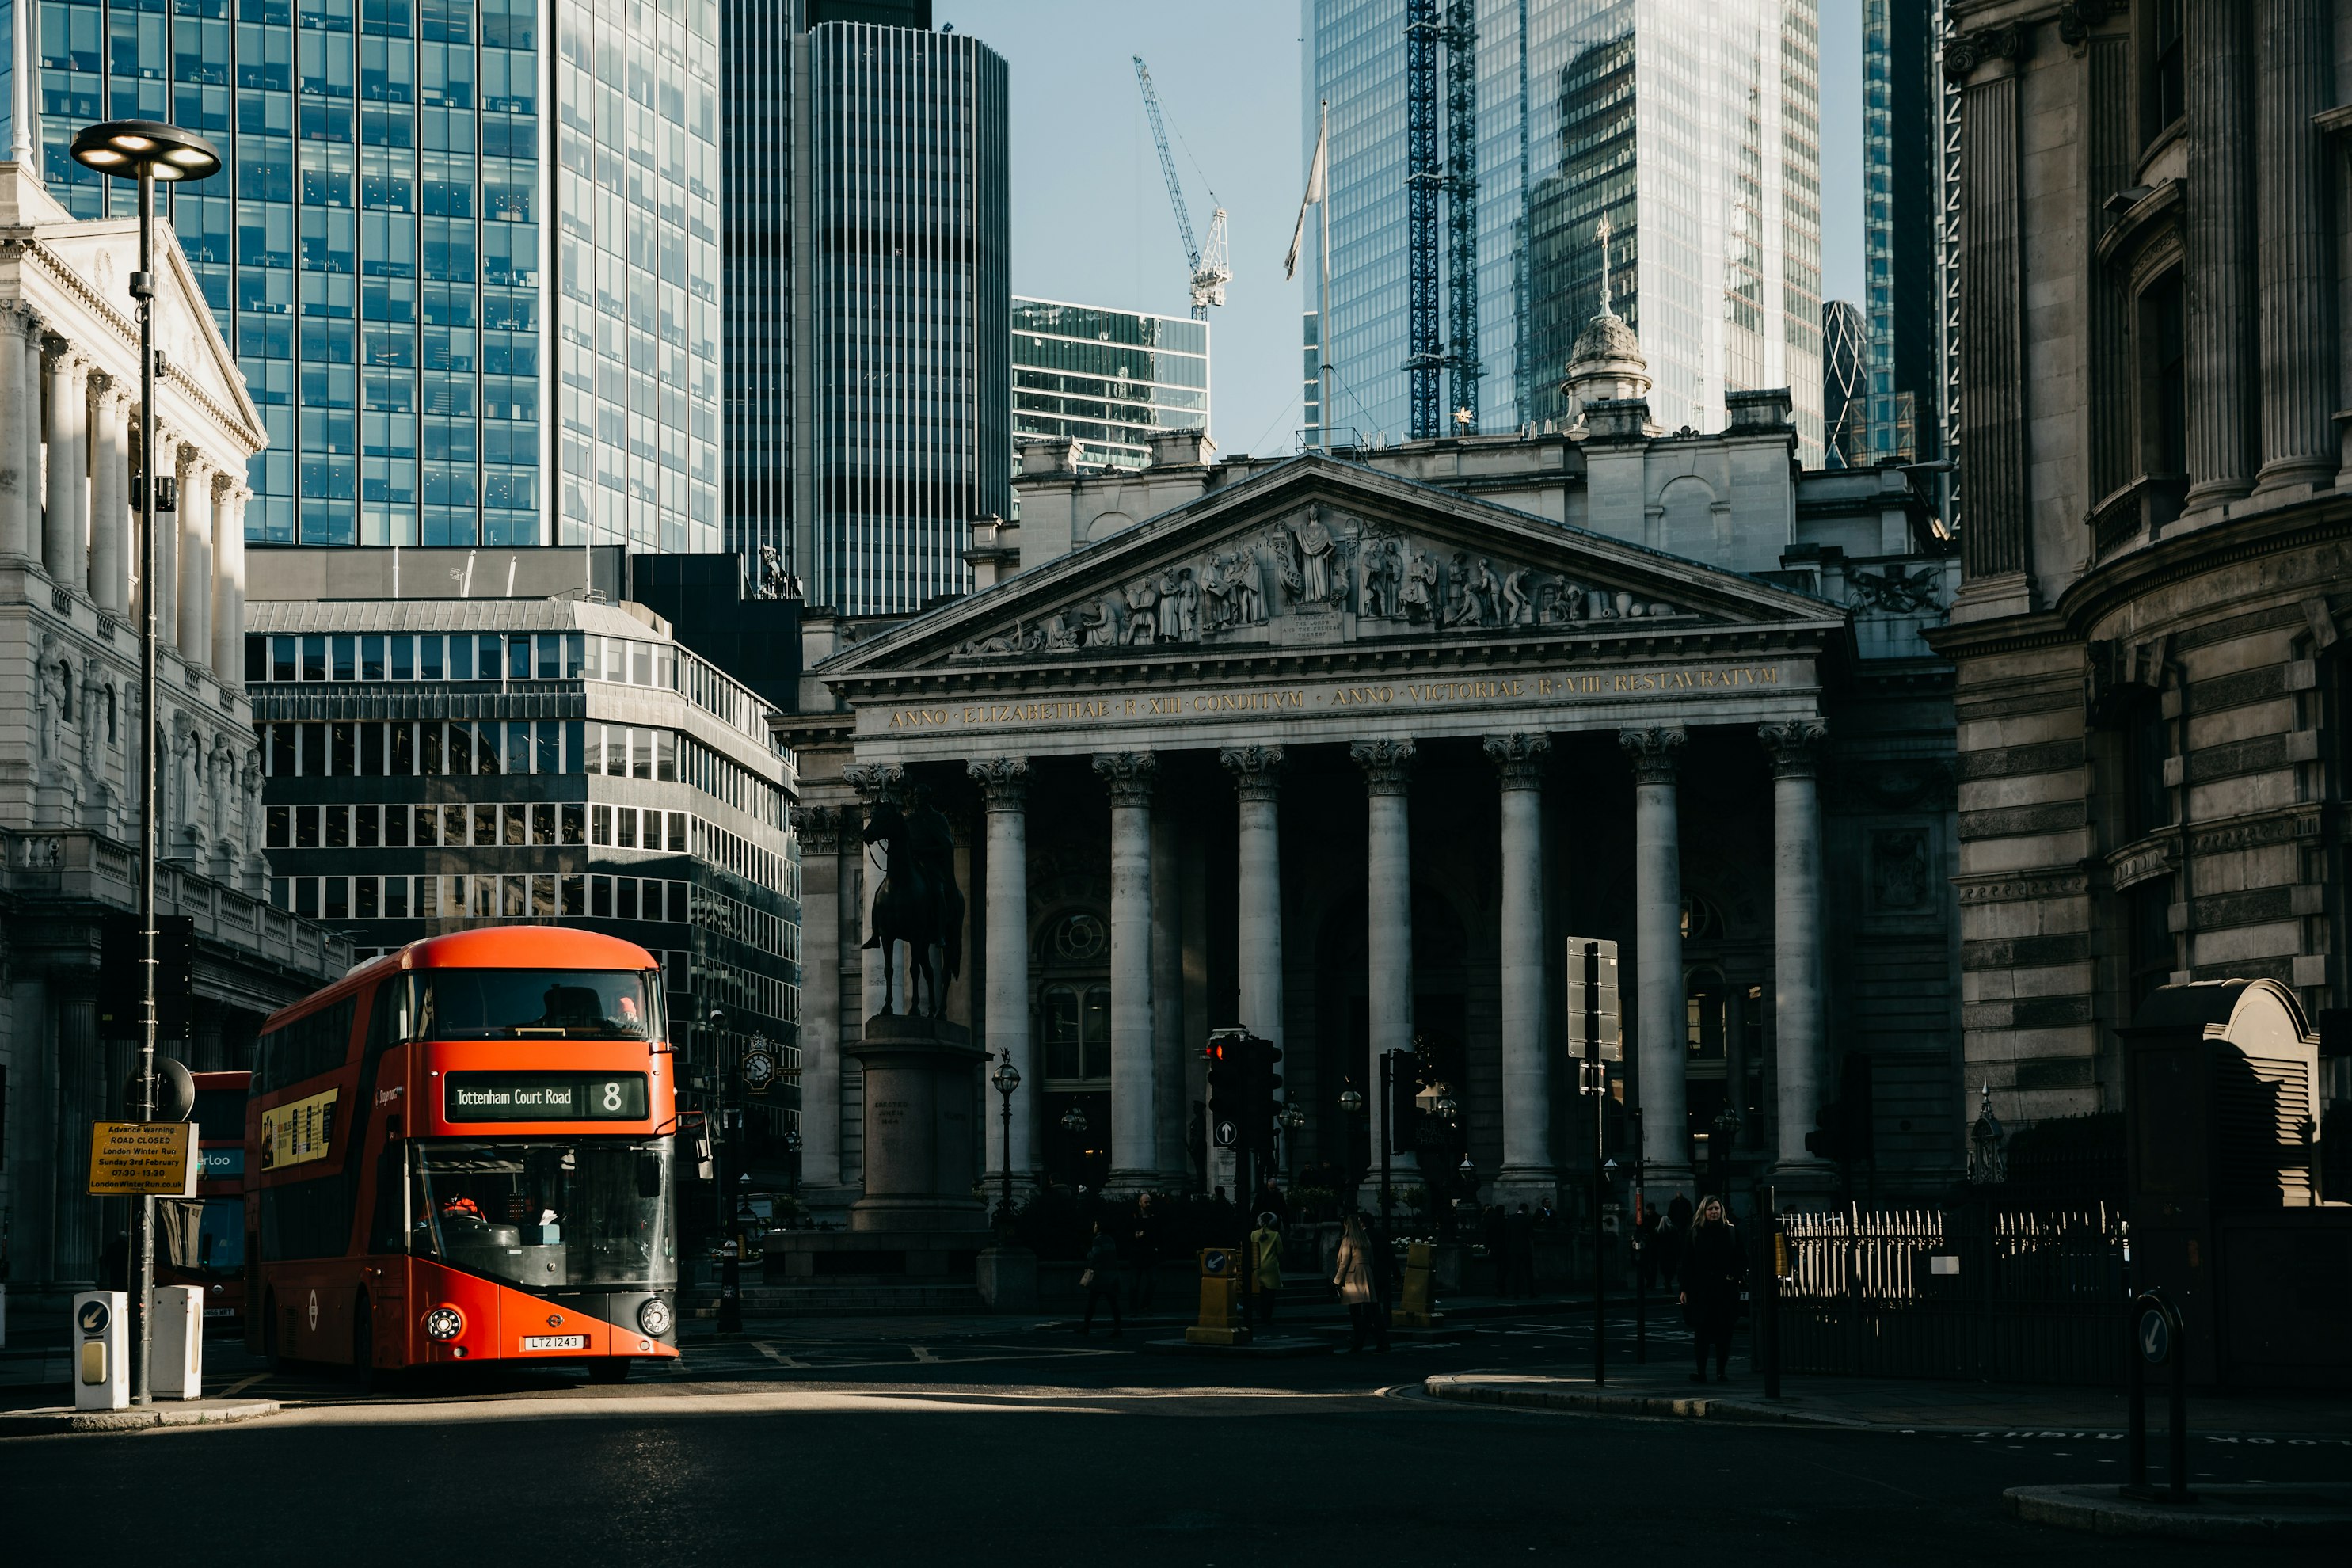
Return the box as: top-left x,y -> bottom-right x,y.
862,794 -> 965,1018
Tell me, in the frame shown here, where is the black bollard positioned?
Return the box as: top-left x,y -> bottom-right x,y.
718,1237 -> 744,1337
2123,1290 -> 2191,1504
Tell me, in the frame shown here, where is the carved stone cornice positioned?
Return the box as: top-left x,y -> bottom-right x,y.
2057,0 -> 2125,49
1943,20 -> 2028,83
1220,744 -> 1287,802
843,762 -> 904,805
965,755 -> 1029,809
2107,835 -> 2175,892
1350,736 -> 1417,795
1482,731 -> 1550,790
1759,718 -> 1829,780
791,803 -> 845,854
1619,725 -> 1686,784
1954,868 -> 2092,905
1092,750 -> 1158,807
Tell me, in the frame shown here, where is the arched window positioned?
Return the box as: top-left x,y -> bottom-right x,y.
1038,910 -> 1109,1087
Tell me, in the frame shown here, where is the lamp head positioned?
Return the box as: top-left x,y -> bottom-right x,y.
70,119 -> 222,184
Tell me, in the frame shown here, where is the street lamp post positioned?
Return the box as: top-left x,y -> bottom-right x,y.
69,116 -> 221,1410
991,1051 -> 1021,1230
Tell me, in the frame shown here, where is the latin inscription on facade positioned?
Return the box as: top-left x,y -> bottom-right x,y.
874,663 -> 1788,735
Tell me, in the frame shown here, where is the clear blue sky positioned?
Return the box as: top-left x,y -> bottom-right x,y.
938,1 -> 1865,456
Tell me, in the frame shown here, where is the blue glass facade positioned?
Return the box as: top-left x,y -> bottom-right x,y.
1306,0 -> 1825,465
16,0 -> 719,554
1860,0 -> 1936,465
1011,299 -> 1207,472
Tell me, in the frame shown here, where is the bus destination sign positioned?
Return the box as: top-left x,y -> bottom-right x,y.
444,1072 -> 649,1122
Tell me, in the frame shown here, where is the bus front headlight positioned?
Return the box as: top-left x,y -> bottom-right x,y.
637,1297 -> 672,1338
424,1306 -> 463,1341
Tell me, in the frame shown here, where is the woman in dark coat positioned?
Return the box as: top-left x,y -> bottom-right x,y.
1676,1194 -> 1745,1383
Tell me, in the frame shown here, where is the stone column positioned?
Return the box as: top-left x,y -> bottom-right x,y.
2255,0 -> 2337,493
1150,803 -> 1187,1185
22,312 -> 46,564
1487,732 -> 1554,1197
88,378 -> 128,615
1620,726 -> 1692,1195
177,447 -> 212,668
42,341 -> 86,584
1761,720 -> 1833,1183
1351,738 -> 1415,1193
1096,752 -> 1158,1192
968,759 -> 1033,1187
1950,29 -> 2030,581
0,306 -> 29,558
1220,744 -> 1286,1194
212,477 -> 245,679
793,805 -> 846,1193
2186,0 -> 2259,508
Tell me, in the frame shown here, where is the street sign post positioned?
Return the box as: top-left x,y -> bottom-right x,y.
88,1121 -> 198,1197
1569,938 -> 1617,1387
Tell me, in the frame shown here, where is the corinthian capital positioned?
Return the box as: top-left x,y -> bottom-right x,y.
1619,725 -> 1686,784
842,763 -> 904,805
791,803 -> 844,854
966,755 -> 1029,809
1350,736 -> 1416,796
1220,744 -> 1287,802
1759,719 -> 1829,779
1091,750 -> 1157,807
1483,731 -> 1551,790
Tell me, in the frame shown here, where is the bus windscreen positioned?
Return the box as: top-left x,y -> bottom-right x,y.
412,1140 -> 675,1291
417,969 -> 655,1041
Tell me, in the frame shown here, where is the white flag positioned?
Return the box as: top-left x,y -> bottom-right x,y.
1284,114 -> 1328,281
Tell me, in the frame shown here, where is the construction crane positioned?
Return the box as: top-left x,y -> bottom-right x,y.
1133,55 -> 1231,320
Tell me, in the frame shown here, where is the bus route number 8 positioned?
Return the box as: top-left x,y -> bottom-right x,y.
601,1080 -> 623,1113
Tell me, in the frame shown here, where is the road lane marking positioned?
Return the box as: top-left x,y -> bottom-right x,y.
221,1374 -> 268,1396
754,1342 -> 813,1369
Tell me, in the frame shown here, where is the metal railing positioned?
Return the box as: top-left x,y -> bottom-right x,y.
1775,1205 -> 2127,1385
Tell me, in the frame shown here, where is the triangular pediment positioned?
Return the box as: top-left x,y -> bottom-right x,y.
10,187 -> 265,451
823,457 -> 1842,679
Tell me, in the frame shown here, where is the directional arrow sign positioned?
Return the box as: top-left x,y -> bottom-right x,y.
1213,1118 -> 1239,1148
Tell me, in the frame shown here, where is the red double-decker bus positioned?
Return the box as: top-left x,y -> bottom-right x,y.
156,1071 -> 253,1331
245,927 -> 680,1385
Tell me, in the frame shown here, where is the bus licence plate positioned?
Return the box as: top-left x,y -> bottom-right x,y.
522,1334 -> 586,1351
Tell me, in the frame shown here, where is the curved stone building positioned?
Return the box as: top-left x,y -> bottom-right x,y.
1931,2 -> 2352,1151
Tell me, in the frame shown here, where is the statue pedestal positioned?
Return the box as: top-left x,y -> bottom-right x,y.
849,1011 -> 987,1233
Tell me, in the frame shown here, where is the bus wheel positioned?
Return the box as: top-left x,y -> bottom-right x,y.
586,1357 -> 631,1384
352,1295 -> 378,1394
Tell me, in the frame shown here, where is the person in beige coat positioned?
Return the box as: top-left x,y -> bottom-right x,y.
1333,1212 -> 1391,1353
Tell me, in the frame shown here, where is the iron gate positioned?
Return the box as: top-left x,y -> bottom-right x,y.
1775,1206 -> 2127,1383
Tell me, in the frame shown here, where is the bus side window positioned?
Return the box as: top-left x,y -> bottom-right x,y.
371,1142 -> 407,1255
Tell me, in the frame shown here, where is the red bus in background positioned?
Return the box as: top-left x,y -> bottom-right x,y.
155,1070 -> 253,1331
245,927 -> 681,1386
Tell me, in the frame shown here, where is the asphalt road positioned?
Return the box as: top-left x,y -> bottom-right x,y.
6,1316 -> 2342,1566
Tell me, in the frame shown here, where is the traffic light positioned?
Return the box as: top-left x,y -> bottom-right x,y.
1388,1049 -> 1425,1155
1205,1029 -> 1245,1129
1253,1038 -> 1282,1155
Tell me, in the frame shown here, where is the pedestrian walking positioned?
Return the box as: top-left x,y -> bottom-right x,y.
1078,1220 -> 1123,1337
1127,1193 -> 1160,1311
1653,1194 -> 1689,1292
1333,1211 -> 1391,1353
1250,1210 -> 1284,1323
1677,1193 -> 1745,1383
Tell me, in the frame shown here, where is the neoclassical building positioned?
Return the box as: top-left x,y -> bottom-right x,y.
782,306 -> 1965,1213
1933,2 -> 2352,1142
0,162 -> 346,1310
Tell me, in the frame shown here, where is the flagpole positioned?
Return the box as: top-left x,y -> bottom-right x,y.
1317,97 -> 1332,448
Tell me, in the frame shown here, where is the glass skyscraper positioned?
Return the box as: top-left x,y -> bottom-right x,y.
17,0 -> 720,554
1304,0 -> 1825,466
721,4 -> 1006,616
1011,299 -> 1207,472
1860,0 -> 1939,466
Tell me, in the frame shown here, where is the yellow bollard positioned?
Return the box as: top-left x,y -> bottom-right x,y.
1184,1246 -> 1252,1345
1392,1241 -> 1444,1330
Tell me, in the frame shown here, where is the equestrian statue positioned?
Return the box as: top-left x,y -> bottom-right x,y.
862,786 -> 965,1018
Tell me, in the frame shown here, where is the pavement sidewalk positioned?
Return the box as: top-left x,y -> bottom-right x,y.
1424,1367 -> 2352,1439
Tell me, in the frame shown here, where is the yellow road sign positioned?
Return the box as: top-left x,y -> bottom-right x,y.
89,1121 -> 198,1197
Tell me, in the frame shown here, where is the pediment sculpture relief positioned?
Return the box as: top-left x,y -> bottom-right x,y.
950,502 -> 1687,661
